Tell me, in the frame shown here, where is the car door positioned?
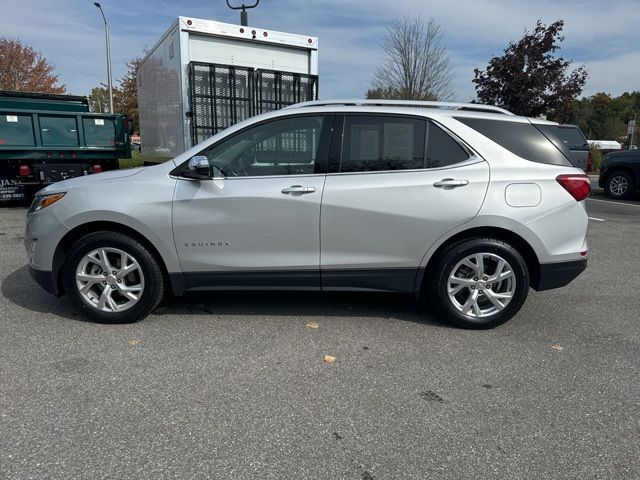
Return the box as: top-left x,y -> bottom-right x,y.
320,114 -> 490,292
172,114 -> 333,289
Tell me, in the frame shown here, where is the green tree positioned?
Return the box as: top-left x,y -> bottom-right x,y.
88,86 -> 111,113
570,91 -> 640,145
0,38 -> 66,93
473,20 -> 587,121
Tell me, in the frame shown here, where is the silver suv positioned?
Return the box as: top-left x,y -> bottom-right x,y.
25,100 -> 590,329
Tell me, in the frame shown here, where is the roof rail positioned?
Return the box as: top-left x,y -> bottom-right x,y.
285,99 -> 514,115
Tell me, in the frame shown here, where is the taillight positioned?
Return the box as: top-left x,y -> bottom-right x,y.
92,164 -> 103,174
586,151 -> 593,172
556,174 -> 591,202
19,165 -> 30,177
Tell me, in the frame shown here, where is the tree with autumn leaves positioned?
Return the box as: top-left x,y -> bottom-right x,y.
0,38 -> 66,93
473,20 -> 587,122
88,57 -> 142,131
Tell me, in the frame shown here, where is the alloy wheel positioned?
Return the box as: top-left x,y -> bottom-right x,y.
75,247 -> 145,313
447,252 -> 516,318
609,175 -> 629,197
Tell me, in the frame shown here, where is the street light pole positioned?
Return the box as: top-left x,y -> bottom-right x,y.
94,2 -> 114,114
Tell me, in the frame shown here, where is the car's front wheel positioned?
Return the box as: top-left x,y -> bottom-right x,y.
427,238 -> 529,329
63,231 -> 164,323
605,171 -> 634,199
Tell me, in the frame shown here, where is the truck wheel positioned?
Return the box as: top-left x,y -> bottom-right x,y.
605,171 -> 634,199
426,238 -> 529,329
63,231 -> 164,323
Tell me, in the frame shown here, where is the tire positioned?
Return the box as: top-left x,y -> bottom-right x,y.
426,238 -> 529,329
63,231 -> 165,323
605,171 -> 634,200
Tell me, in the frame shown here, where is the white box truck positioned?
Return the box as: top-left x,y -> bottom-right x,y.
137,16 -> 319,158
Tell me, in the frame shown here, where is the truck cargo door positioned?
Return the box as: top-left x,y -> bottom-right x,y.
188,62 -> 255,145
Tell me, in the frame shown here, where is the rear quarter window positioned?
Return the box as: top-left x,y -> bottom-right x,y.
555,126 -> 588,148
455,117 -> 573,167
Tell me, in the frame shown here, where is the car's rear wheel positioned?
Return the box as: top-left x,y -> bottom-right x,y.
427,238 -> 529,329
605,171 -> 634,199
63,231 -> 164,323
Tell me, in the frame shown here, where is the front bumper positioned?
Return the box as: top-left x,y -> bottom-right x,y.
534,258 -> 587,291
29,266 -> 60,296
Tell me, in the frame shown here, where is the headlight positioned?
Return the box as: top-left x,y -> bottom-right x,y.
29,193 -> 66,213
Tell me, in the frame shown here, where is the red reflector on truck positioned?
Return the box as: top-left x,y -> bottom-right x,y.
556,174 -> 591,202
19,165 -> 30,176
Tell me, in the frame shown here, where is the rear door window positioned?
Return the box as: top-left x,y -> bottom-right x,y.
40,116 -> 79,146
83,117 -> 116,146
0,114 -> 35,146
456,117 -> 573,166
340,115 -> 426,172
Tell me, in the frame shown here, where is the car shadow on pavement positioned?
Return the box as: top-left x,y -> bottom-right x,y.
1,266 -> 82,321
2,265 -> 448,327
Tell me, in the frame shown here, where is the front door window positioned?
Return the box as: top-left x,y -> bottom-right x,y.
199,115 -> 329,177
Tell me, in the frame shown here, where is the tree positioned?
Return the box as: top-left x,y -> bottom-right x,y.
367,16 -> 455,101
88,87 -> 111,113
114,57 -> 142,131
0,38 -> 66,93
570,91 -> 640,144
473,20 -> 587,121
88,56 -> 142,130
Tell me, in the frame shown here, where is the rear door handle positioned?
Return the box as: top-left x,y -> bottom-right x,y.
433,178 -> 469,189
281,185 -> 317,195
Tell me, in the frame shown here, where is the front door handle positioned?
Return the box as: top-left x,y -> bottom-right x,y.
433,178 -> 469,189
281,185 -> 317,195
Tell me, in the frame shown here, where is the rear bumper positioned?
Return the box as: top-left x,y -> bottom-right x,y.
534,258 -> 587,291
29,266 -> 60,296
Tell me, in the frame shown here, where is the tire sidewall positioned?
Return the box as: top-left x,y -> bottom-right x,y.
430,239 -> 529,329
63,233 -> 163,323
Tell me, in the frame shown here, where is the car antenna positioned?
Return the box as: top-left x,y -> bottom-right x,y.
225,0 -> 260,26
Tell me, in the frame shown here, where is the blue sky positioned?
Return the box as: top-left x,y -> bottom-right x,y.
1,0 -> 638,101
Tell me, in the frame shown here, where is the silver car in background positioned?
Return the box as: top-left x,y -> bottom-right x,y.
25,100 -> 590,329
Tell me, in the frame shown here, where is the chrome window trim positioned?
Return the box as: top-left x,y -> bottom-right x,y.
325,156 -> 485,177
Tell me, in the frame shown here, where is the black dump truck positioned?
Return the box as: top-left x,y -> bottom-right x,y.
0,90 -> 132,203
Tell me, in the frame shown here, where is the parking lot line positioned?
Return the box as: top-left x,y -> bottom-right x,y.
587,198 -> 640,208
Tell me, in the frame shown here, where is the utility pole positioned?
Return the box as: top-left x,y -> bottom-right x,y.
630,113 -> 637,148
94,2 -> 114,114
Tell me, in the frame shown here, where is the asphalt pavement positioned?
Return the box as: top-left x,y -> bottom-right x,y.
1,193 -> 639,479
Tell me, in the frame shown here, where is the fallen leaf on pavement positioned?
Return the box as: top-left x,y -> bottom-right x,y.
551,344 -> 564,351
306,321 -> 320,329
128,339 -> 141,346
323,355 -> 336,364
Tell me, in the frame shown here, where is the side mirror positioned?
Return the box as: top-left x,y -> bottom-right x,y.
181,156 -> 211,180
